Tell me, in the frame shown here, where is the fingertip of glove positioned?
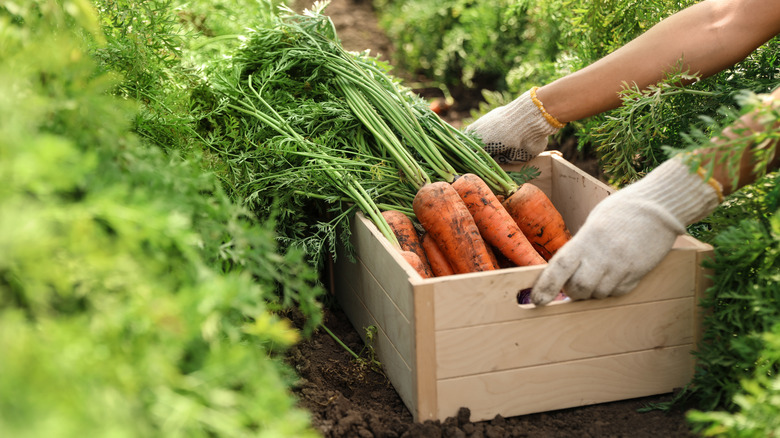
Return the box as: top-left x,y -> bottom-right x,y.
530,285 -> 558,306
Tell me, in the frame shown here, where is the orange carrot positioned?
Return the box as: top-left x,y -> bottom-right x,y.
502,183 -> 571,261
429,98 -> 451,115
413,181 -> 496,274
489,243 -> 515,269
483,242 -> 501,269
452,173 -> 546,267
421,232 -> 455,277
382,210 -> 432,273
400,250 -> 433,278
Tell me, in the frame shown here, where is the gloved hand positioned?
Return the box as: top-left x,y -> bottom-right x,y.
466,87 -> 565,163
531,156 -> 722,306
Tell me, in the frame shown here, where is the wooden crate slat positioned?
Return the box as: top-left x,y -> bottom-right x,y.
436,345 -> 695,422
549,153 -> 615,234
336,239 -> 415,365
435,297 -> 694,378
412,282 -> 438,421
350,208 -> 418,321
430,247 -> 697,330
335,261 -> 417,415
502,152 -> 614,234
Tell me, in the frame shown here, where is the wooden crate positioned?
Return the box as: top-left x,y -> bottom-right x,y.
333,151 -> 713,423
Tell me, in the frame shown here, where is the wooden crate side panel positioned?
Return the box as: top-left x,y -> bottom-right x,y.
435,298 -> 694,378
352,213 -> 417,321
334,260 -> 417,417
436,345 -> 695,422
548,154 -> 615,234
336,236 -> 415,365
431,248 -> 697,330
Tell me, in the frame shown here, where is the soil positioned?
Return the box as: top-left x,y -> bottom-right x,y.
286,0 -> 696,436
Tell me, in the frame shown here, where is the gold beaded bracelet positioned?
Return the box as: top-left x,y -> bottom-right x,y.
529,86 -> 566,129
696,167 -> 725,203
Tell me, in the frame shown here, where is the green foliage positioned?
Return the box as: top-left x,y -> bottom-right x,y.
0,1 -> 323,436
389,0 -> 778,184
687,321 -> 780,437
376,0 -> 694,100
91,0 -> 283,154
88,0 -> 325,328
502,0 -> 695,94
375,0 -> 530,91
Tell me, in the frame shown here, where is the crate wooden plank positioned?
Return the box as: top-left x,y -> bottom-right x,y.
349,209 -> 418,321
549,153 -> 614,234
429,246 -> 697,330
335,247 -> 415,367
435,297 -> 694,378
335,260 -> 417,415
687,234 -> 715,356
436,345 -> 694,422
512,154 -> 554,196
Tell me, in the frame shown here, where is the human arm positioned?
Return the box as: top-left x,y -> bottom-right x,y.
468,0 -> 780,162
539,0 -> 780,123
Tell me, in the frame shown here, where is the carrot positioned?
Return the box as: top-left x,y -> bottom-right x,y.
413,181 -> 496,274
429,98 -> 451,115
502,183 -> 571,261
489,243 -> 515,269
452,173 -> 546,267
382,210 -> 432,273
400,250 -> 433,278
483,243 -> 501,269
421,232 -> 455,277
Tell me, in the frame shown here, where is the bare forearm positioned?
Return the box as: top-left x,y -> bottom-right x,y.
537,0 -> 780,123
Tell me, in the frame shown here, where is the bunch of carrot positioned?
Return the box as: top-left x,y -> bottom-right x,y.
383,173 -> 571,278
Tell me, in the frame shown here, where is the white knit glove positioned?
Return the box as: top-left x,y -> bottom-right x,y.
531,157 -> 723,306
466,87 -> 564,163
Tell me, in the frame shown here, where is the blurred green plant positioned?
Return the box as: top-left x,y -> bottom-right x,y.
0,1 -> 322,436
687,320 -> 780,437
375,0 -> 530,92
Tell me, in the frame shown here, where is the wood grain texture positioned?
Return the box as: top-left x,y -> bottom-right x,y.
350,208 -> 419,321
413,283 -> 438,422
430,246 -> 697,330
436,345 -> 695,422
335,243 -> 415,365
335,266 -> 416,414
435,298 -> 694,378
